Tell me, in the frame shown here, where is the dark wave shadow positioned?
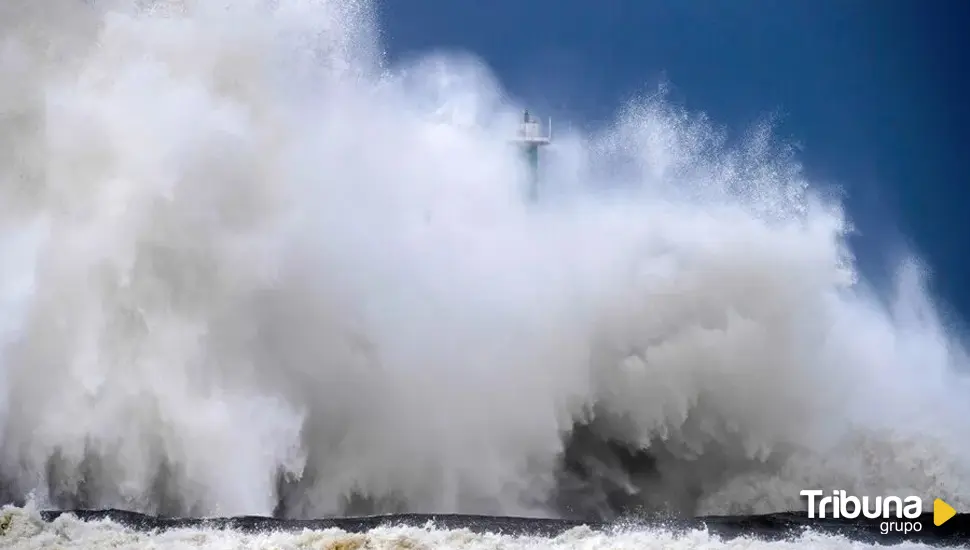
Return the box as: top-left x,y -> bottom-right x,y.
35,509 -> 970,546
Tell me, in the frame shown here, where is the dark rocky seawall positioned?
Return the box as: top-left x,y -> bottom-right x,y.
34,509 -> 970,546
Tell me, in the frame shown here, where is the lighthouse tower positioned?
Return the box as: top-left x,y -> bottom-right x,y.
511,109 -> 552,202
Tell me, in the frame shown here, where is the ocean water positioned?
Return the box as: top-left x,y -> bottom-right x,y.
3,505 -> 961,550
1,1 -> 969,548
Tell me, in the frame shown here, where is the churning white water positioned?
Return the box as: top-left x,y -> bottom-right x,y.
0,504 -> 948,550
1,0 -> 969,548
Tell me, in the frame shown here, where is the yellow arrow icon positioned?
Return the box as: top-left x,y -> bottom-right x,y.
934,498 -> 956,526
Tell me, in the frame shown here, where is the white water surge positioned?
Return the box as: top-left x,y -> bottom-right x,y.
0,2 -> 968,548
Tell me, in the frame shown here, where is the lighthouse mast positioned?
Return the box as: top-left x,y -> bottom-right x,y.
511,109 -> 552,202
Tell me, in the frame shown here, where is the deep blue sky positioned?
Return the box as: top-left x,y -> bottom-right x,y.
376,1 -> 970,320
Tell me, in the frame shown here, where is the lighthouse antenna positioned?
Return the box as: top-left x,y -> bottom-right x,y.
510,108 -> 552,202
